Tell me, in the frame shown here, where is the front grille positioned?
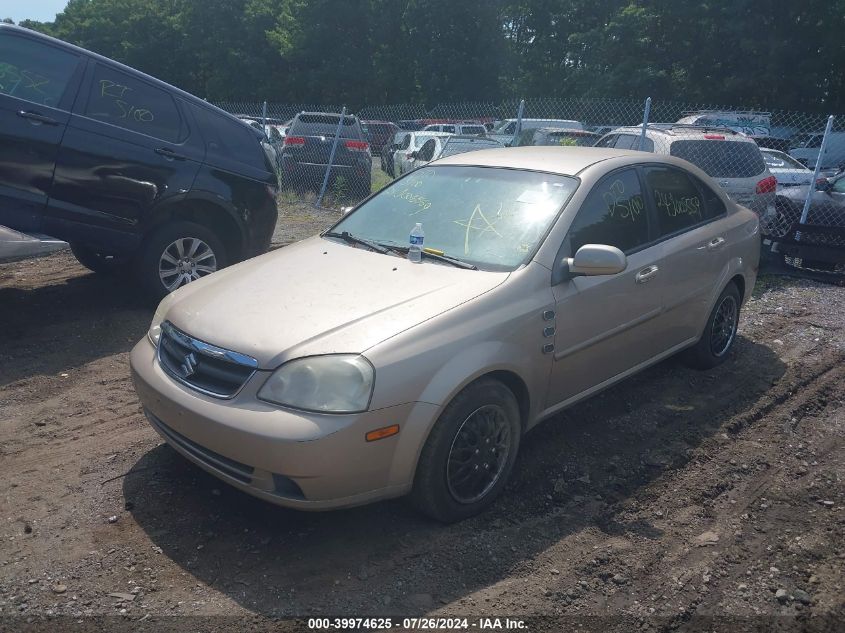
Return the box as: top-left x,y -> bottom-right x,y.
146,410 -> 255,483
157,321 -> 258,398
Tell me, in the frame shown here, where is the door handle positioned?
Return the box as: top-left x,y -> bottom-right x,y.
18,110 -> 59,126
635,264 -> 659,283
707,237 -> 726,251
154,147 -> 186,161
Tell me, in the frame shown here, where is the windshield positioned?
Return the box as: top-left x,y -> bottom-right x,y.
762,151 -> 808,170
329,166 -> 578,270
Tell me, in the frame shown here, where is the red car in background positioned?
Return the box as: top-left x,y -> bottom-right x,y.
362,120 -> 400,155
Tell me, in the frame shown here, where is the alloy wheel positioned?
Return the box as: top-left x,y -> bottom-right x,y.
710,295 -> 738,357
446,404 -> 512,504
158,237 -> 218,292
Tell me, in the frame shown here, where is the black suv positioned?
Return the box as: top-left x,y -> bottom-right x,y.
279,112 -> 372,198
0,25 -> 278,299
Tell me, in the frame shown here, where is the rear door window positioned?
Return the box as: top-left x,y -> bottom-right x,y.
643,165 -> 707,236
693,177 -> 728,219
0,33 -> 81,107
84,64 -> 182,142
565,168 -> 650,255
670,140 -> 766,178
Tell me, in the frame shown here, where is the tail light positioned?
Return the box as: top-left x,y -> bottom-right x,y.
345,140 -> 370,152
283,136 -> 305,146
704,134 -> 725,140
756,176 -> 777,194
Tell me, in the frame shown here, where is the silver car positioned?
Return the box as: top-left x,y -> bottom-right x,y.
596,125 -> 776,218
131,147 -> 760,522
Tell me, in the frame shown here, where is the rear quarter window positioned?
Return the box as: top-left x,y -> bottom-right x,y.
670,140 -> 766,178
192,104 -> 269,172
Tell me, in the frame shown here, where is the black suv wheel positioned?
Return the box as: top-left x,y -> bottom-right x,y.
136,221 -> 227,300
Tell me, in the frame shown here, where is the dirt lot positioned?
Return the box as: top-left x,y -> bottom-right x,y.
1,203 -> 844,632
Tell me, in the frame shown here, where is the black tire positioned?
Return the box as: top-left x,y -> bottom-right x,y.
135,221 -> 227,301
411,378 -> 521,523
70,243 -> 130,275
681,282 -> 741,370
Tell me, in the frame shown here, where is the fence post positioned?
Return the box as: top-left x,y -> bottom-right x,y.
261,100 -> 268,138
800,114 -> 834,225
512,99 -> 525,146
638,97 -> 652,150
316,106 -> 347,209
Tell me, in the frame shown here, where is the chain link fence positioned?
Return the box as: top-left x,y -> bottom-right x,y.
216,98 -> 845,275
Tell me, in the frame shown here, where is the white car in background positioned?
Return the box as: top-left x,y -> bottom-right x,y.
422,123 -> 488,136
407,135 -> 504,171
393,132 -> 453,176
760,148 -> 814,189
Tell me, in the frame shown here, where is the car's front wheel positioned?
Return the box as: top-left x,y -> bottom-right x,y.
136,221 -> 227,300
682,282 -> 741,369
411,378 -> 521,522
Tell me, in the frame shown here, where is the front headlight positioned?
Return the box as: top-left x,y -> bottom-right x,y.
257,355 -> 374,414
147,294 -> 175,346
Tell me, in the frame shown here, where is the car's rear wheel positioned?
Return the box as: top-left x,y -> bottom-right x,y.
682,282 -> 741,369
411,378 -> 521,522
70,243 -> 130,275
136,221 -> 226,300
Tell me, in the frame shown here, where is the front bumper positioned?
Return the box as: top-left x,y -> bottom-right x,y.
130,338 -> 439,510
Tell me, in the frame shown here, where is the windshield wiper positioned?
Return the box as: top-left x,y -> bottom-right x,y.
323,231 -> 390,254
386,244 -> 477,270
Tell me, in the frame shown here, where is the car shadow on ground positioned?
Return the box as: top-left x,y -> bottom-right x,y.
0,259 -> 152,387
124,336 -> 785,617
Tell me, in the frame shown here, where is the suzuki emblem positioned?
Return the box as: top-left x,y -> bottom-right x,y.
178,352 -> 199,378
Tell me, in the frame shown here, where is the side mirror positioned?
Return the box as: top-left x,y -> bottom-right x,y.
409,151 -> 418,159
564,244 -> 627,277
815,178 -> 832,192
341,206 -> 353,216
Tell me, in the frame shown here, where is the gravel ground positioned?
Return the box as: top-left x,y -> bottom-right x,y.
1,200 -> 844,633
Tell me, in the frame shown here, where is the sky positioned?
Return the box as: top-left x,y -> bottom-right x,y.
2,0 -> 68,23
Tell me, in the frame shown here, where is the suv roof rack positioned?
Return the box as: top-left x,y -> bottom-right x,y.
681,110 -> 772,116
638,123 -> 742,136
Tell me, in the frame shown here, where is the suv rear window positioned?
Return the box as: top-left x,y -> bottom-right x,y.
290,114 -> 361,138
670,140 -> 766,178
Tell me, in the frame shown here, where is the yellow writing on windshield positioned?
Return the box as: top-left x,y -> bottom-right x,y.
454,204 -> 503,254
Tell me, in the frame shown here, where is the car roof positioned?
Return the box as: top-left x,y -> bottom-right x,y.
609,124 -> 755,141
444,135 -> 501,143
0,24 -> 240,123
537,127 -> 599,135
434,146 -> 689,175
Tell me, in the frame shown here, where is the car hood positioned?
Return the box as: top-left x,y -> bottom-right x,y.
164,236 -> 509,368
